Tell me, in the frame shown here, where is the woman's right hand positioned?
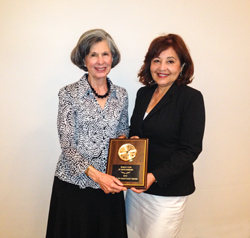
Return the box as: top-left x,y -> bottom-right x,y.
86,166 -> 127,194
130,135 -> 140,139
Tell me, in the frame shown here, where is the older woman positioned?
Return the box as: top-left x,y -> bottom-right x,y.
46,29 -> 128,238
126,34 -> 205,237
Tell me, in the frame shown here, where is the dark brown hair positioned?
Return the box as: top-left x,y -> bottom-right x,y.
138,34 -> 194,86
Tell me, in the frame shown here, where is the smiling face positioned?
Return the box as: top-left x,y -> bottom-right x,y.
150,47 -> 182,89
85,40 -> 113,81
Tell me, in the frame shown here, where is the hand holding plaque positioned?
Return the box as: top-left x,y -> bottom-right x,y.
106,138 -> 148,188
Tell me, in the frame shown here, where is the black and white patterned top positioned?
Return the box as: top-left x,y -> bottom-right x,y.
55,74 -> 129,189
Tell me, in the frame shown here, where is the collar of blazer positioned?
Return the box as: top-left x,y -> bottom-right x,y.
140,82 -> 179,122
134,82 -> 179,138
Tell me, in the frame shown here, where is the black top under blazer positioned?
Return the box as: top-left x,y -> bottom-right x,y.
129,82 -> 205,196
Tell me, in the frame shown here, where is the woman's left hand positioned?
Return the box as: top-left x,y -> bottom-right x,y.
130,173 -> 156,194
96,172 -> 127,194
118,135 -> 127,139
87,166 -> 127,194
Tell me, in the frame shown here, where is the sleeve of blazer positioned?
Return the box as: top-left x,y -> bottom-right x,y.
116,88 -> 129,138
57,87 -> 90,176
153,89 -> 205,188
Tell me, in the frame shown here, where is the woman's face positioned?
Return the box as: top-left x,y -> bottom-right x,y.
85,40 -> 113,81
150,47 -> 181,88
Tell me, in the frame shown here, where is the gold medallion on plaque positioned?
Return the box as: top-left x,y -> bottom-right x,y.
118,143 -> 137,162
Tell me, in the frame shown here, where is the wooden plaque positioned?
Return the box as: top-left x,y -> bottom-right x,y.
106,138 -> 148,188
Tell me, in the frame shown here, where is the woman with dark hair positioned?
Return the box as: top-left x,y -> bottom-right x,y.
126,34 -> 205,237
46,29 -> 128,238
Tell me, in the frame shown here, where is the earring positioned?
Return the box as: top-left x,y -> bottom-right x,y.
180,63 -> 186,77
83,60 -> 86,67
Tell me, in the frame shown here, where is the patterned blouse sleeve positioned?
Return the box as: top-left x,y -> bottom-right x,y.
57,88 -> 90,176
116,89 -> 129,138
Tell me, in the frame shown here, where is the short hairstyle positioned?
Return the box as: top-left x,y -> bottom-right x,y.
71,29 -> 121,71
138,34 -> 194,86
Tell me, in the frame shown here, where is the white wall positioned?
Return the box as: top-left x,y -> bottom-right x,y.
1,0 -> 250,237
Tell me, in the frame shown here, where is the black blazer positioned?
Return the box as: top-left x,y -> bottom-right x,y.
129,82 -> 205,196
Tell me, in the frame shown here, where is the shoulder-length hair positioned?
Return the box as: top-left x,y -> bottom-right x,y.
138,34 -> 194,86
71,29 -> 121,71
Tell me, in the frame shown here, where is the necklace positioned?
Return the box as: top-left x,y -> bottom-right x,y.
88,79 -> 110,99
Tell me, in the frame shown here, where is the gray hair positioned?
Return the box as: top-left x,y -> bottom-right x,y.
71,29 -> 121,71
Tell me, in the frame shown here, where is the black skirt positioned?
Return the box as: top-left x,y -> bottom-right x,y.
46,176 -> 128,238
